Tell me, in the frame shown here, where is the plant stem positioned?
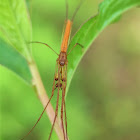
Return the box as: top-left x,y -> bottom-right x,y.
28,59 -> 64,140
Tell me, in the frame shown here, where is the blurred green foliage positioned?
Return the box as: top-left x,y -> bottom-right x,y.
0,39 -> 31,83
0,0 -> 140,140
0,0 -> 32,57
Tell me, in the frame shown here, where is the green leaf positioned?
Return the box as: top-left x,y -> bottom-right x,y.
0,0 -> 32,58
0,38 -> 32,84
67,0 -> 140,92
111,15 -> 122,24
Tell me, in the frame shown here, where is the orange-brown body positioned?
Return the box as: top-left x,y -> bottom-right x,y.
60,20 -> 72,53
58,20 -> 72,66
